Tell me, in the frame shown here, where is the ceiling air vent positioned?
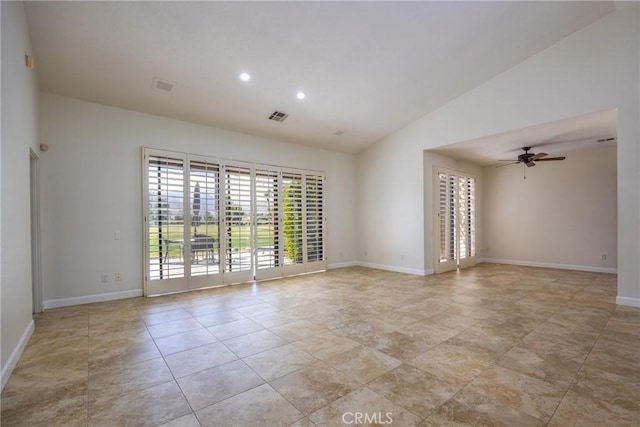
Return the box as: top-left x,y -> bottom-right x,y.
268,111 -> 289,123
152,77 -> 175,92
596,137 -> 616,143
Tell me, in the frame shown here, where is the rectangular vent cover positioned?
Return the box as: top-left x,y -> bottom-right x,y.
268,111 -> 289,122
152,77 -> 175,92
596,137 -> 616,143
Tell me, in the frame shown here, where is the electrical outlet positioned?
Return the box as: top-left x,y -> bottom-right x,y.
601,254 -> 607,261
115,273 -> 122,282
100,274 -> 108,283
364,251 -> 367,257
401,254 -> 405,261
339,251 -> 343,257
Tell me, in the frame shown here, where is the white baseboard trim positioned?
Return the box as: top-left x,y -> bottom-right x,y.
1,320 -> 34,390
616,296 -> 640,308
356,261 -> 430,276
327,261 -> 358,270
478,258 -> 617,274
43,289 -> 143,310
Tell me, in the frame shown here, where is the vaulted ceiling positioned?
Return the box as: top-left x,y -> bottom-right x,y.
25,1 -> 614,153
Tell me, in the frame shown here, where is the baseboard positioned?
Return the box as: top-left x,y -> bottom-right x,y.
327,261 -> 358,270
43,289 -> 143,310
478,258 -> 617,274
1,320 -> 34,390
356,261 -> 430,276
616,296 -> 640,308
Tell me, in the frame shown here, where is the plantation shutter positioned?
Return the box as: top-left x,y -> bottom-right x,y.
223,164 -> 254,283
144,148 -> 327,295
144,150 -> 188,295
458,175 -> 476,269
434,168 -> 476,274
188,158 -> 223,288
282,171 -> 305,276
305,174 -> 326,271
255,169 -> 282,280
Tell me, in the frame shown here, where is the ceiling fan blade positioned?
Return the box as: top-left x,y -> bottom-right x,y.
498,159 -> 518,162
495,162 -> 518,168
531,152 -> 548,161
525,161 -> 536,167
536,156 -> 566,161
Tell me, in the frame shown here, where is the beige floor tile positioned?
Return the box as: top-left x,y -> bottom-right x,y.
409,342 -> 491,386
243,343 -> 317,381
177,360 -> 264,410
159,413 -> 202,427
249,310 -> 302,328
154,328 -> 217,356
88,357 -> 173,403
368,364 -> 460,419
89,381 -> 191,426
89,335 -> 161,370
270,362 -> 361,415
308,387 -> 421,427
143,308 -> 193,326
1,374 -> 87,418
223,329 -> 288,358
269,319 -> 327,341
496,345 -> 582,388
421,388 -> 546,427
147,317 -> 204,339
445,326 -> 514,362
287,417 -> 317,427
234,302 -> 280,317
423,312 -> 479,332
89,324 -> 152,342
164,342 -> 237,378
293,331 -> 361,361
571,364 -> 640,407
548,389 -> 640,427
396,321 -> 460,347
206,318 -> 264,340
194,309 -> 246,327
0,383 -> 87,427
464,365 -> 566,422
324,345 -> 402,384
364,330 -> 440,361
3,266 -> 637,427
196,384 -> 303,427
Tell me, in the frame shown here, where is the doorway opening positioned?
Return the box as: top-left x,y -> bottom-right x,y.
434,167 -> 477,274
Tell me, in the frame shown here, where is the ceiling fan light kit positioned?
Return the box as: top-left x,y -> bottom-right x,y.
497,146 -> 566,169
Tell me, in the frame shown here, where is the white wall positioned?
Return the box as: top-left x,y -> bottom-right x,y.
1,1 -> 39,387
356,6 -> 639,305
423,152 -> 483,274
38,94 -> 356,304
482,147 -> 617,272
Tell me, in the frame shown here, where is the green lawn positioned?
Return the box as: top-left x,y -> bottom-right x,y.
148,224 -> 277,258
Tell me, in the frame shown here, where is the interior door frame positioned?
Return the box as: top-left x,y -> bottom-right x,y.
30,149 -> 43,313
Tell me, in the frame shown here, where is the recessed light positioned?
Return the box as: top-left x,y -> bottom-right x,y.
296,92 -> 306,100
239,73 -> 251,82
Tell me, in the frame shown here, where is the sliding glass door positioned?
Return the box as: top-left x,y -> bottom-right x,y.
143,148 -> 326,296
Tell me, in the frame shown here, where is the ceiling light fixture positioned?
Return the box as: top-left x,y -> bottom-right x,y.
296,92 -> 306,100
239,72 -> 251,82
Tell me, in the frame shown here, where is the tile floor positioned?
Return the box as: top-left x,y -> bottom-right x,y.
1,264 -> 639,426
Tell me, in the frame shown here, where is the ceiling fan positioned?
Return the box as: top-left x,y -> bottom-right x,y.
497,146 -> 566,168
